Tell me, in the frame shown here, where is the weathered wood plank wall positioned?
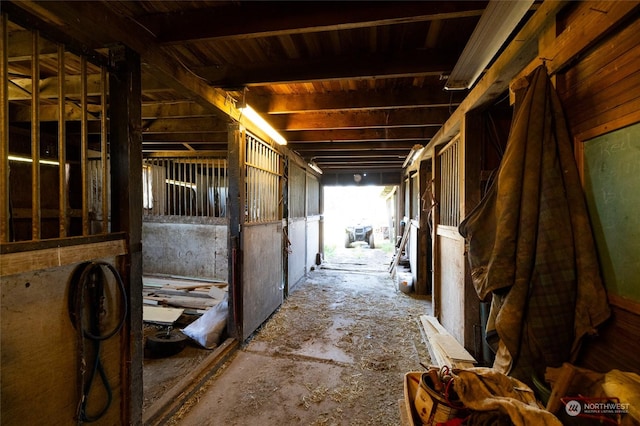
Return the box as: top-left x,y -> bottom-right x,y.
556,9 -> 640,374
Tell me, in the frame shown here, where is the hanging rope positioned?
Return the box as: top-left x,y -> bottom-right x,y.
68,261 -> 127,424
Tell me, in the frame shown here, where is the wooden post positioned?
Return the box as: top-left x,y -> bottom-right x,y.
227,123 -> 243,340
0,13 -> 8,242
461,111 -> 483,359
109,44 -> 142,425
57,44 -> 67,237
31,30 -> 41,240
80,55 -> 89,236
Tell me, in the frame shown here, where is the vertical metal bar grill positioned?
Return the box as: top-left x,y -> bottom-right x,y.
142,155 -> 228,220
439,137 -> 460,227
244,133 -> 281,223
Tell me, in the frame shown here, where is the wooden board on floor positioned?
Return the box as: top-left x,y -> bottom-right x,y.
143,306 -> 184,324
419,315 -> 476,369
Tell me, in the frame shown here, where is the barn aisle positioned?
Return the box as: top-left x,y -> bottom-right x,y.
170,246 -> 432,425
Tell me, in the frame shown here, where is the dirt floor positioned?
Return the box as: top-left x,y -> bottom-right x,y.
162,244 -> 433,426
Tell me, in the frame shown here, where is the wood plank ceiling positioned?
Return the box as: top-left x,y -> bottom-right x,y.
5,1 -> 496,177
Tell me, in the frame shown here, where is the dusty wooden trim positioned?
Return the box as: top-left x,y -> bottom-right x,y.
518,1 -> 640,80
436,225 -> 462,240
574,109 -> 640,143
608,294 -> 640,315
0,238 -> 127,276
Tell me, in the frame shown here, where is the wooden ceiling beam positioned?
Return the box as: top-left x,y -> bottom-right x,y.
289,141 -> 419,151
195,49 -> 457,87
316,161 -> 403,169
142,133 -> 228,143
139,1 -> 486,44
270,108 -> 450,131
142,117 -> 229,134
8,73 -> 174,101
283,127 -> 437,142
249,87 -> 465,114
299,152 -> 409,161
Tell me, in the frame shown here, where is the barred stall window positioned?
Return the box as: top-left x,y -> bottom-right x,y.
307,173 -> 320,216
439,137 -> 460,227
289,163 -> 306,219
2,17 -> 110,241
142,156 -> 228,220
245,133 -> 281,223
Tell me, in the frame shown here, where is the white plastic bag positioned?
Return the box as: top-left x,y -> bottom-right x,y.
181,295 -> 228,349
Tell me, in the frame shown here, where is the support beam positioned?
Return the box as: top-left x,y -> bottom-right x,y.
108,45 -> 143,425
196,49 -> 457,87
139,1 -> 485,44
249,87 -> 465,114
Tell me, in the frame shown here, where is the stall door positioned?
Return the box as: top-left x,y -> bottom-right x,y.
241,133 -> 284,340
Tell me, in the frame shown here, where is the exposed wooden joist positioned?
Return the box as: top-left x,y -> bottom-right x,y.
283,127 -> 438,142
249,87 -> 465,114
195,49 -> 457,87
270,108 -> 451,131
7,73 -> 173,101
317,160 -> 403,171
139,1 -> 485,44
289,141 -> 419,157
142,117 -> 229,133
142,132 -> 228,143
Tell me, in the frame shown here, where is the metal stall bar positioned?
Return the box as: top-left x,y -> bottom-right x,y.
101,66 -> 109,233
0,14 -> 8,242
31,30 -> 41,240
80,56 -> 89,235
58,44 -> 67,237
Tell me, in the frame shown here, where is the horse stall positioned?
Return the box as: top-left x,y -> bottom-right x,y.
139,155 -> 230,412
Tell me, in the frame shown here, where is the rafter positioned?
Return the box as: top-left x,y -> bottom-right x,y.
138,1 -> 485,44
249,87 -> 465,114
195,49 -> 457,87
283,127 -> 438,142
270,108 -> 450,131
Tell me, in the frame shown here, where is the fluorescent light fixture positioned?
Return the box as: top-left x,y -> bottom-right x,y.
445,0 -> 534,90
8,155 -> 60,166
240,105 -> 287,145
308,161 -> 323,175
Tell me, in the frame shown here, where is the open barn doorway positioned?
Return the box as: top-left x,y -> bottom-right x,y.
322,185 -> 398,268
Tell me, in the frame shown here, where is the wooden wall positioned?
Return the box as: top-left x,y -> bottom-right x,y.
555,9 -> 640,374
1,238 -> 127,425
436,228 -> 466,344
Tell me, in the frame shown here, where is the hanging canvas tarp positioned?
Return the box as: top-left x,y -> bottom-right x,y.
458,65 -> 610,384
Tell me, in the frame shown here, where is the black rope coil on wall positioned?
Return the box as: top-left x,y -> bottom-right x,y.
68,261 -> 127,424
